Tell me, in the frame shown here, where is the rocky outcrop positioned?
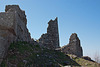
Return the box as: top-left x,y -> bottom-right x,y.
61,33 -> 83,57
0,5 -> 32,64
82,56 -> 94,62
39,17 -> 60,49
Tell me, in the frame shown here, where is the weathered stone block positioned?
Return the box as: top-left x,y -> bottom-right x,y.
0,13 -> 15,29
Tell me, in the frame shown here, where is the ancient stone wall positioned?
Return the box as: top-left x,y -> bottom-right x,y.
5,5 -> 31,42
0,5 -> 83,64
0,5 -> 32,64
39,18 -> 60,49
61,33 -> 83,57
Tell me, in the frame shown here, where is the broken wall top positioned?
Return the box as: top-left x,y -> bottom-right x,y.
5,5 -> 27,24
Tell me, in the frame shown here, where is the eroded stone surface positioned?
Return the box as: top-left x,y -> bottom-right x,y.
61,33 -> 83,57
39,17 -> 60,49
0,5 -> 32,64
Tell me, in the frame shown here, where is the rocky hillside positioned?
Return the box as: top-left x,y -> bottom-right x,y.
1,41 -> 100,67
68,54 -> 100,67
0,41 -> 78,67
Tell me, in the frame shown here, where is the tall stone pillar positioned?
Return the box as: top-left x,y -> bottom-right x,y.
39,17 -> 60,49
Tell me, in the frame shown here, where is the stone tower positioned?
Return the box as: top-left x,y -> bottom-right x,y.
39,17 -> 60,49
61,33 -> 83,57
0,5 -> 32,64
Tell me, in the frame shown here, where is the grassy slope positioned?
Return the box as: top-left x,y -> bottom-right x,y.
68,54 -> 100,67
1,41 -> 100,67
1,41 -> 79,67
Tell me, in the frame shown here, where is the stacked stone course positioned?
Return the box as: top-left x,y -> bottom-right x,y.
39,17 -> 60,49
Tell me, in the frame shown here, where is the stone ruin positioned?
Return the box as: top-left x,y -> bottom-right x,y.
39,17 -> 60,49
0,5 -> 32,63
38,17 -> 83,57
0,5 -> 83,64
61,33 -> 83,57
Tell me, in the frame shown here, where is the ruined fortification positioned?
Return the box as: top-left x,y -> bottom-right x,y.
0,5 -> 83,65
61,33 -> 83,57
0,5 -> 32,63
39,18 -> 60,49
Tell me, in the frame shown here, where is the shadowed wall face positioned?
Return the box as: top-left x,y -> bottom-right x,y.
39,17 -> 60,49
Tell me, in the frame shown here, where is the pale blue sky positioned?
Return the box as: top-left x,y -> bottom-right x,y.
0,0 -> 100,60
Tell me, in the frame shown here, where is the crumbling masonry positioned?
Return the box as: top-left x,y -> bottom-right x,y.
39,18 -> 60,49
60,33 -> 83,57
0,5 -> 32,63
0,5 -> 83,64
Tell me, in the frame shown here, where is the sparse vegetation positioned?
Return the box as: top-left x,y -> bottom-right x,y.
68,54 -> 100,67
1,41 -> 79,67
94,51 -> 100,63
1,41 -> 100,67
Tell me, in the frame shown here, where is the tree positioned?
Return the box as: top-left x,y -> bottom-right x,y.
94,51 -> 100,63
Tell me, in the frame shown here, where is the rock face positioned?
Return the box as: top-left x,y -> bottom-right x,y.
0,5 -> 32,64
39,18 -> 60,49
61,33 -> 83,57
